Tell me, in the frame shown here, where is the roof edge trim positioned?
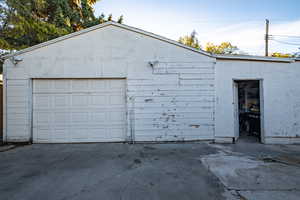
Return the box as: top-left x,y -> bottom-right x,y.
215,54 -> 294,63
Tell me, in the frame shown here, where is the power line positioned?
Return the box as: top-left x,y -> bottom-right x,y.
270,39 -> 300,46
270,34 -> 300,39
192,18 -> 299,23
269,37 -> 300,43
263,19 -> 300,53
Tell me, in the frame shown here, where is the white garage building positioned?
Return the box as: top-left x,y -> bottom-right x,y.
2,22 -> 300,144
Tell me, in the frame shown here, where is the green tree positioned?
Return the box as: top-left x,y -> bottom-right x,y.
205,42 -> 238,54
178,30 -> 201,49
0,0 -> 123,50
0,0 -> 68,50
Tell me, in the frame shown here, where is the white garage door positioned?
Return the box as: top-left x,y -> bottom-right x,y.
32,79 -> 126,143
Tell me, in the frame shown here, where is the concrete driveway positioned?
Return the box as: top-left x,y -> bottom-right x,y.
0,143 -> 226,200
0,141 -> 300,200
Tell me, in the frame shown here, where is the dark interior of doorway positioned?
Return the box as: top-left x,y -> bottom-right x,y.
236,80 -> 261,143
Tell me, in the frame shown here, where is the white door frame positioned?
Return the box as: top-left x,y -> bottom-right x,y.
233,81 -> 239,142
233,79 -> 265,143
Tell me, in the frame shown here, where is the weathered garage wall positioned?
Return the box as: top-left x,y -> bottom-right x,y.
3,63 -> 31,142
215,60 -> 300,144
3,24 -> 216,142
128,62 -> 215,141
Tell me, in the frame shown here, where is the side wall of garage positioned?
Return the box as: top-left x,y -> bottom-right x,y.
215,60 -> 300,144
3,24 -> 216,143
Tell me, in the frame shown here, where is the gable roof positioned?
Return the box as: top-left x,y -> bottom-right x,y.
1,21 -> 213,59
0,21 -> 297,63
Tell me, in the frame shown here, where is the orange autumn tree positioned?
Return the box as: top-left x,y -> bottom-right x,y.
178,31 -> 201,49
271,52 -> 294,58
205,42 -> 238,54
178,32 -> 238,54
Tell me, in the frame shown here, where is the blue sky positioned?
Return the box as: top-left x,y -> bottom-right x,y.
94,0 -> 300,55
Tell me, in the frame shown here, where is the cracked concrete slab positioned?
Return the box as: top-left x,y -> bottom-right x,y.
201,154 -> 300,190
202,142 -> 300,200
238,191 -> 300,200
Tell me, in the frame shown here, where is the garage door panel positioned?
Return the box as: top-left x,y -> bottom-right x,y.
91,95 -> 108,106
35,112 -> 51,124
53,112 -> 70,124
33,79 -> 126,143
71,112 -> 89,123
34,128 -> 52,140
70,128 -> 88,139
34,95 -> 51,109
34,94 -> 71,109
71,80 -> 89,92
109,111 -> 126,122
89,129 -> 107,139
109,95 -> 125,105
52,129 -> 69,139
91,112 -> 106,122
71,95 -> 89,107
54,80 -> 71,92
109,80 -> 125,90
54,95 -> 70,108
110,128 -> 126,137
90,79 -> 107,91
33,80 -> 51,93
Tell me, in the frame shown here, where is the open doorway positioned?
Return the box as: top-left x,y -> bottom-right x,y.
234,80 -> 262,143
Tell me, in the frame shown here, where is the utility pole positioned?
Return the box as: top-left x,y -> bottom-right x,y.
265,19 -> 269,57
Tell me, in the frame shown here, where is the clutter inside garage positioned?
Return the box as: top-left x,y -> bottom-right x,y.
237,80 -> 261,141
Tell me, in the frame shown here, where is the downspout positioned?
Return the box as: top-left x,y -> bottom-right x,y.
29,79 -> 33,144
213,60 -> 217,142
1,58 -> 7,143
129,96 -> 135,144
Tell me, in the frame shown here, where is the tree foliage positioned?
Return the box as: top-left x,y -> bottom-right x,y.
0,0 -> 123,50
178,32 -> 238,54
205,42 -> 238,54
271,52 -> 294,58
178,30 -> 201,49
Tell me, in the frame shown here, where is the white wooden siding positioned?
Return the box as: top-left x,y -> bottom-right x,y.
127,62 -> 215,141
6,79 -> 30,141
